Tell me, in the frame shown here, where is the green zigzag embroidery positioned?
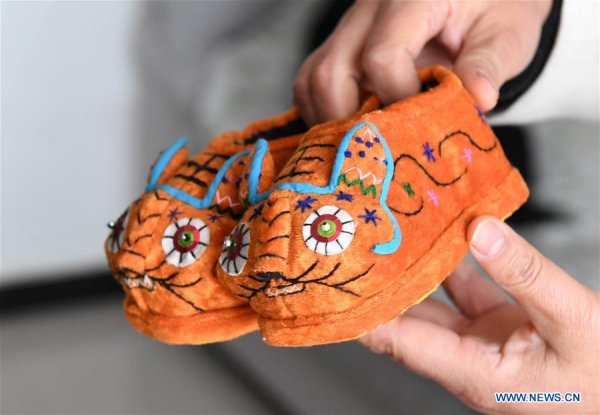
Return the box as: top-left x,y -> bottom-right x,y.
336,174 -> 377,198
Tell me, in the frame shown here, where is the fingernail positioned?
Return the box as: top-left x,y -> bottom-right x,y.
471,219 -> 506,257
475,68 -> 499,110
476,68 -> 498,92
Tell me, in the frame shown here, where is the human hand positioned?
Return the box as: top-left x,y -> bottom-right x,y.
294,0 -> 552,125
359,216 -> 600,414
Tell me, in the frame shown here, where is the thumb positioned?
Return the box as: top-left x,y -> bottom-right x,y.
468,216 -> 589,352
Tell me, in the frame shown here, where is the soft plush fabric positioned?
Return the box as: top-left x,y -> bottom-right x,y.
104,109 -> 306,344
216,66 -> 530,347
104,96 -> 381,345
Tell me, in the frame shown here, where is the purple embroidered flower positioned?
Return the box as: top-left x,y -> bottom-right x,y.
336,191 -> 353,202
208,214 -> 221,223
422,143 -> 436,163
249,203 -> 264,221
358,208 -> 382,226
168,208 -> 182,222
476,105 -> 488,124
296,196 -> 317,213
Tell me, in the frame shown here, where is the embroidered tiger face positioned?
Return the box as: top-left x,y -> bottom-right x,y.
216,123 -> 401,317
104,138 -> 251,315
217,109 -> 502,319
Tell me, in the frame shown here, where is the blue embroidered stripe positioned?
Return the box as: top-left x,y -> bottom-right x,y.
247,122 -> 402,255
146,137 -> 189,190
146,140 -> 250,209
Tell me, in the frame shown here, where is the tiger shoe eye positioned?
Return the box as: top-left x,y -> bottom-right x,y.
216,66 -> 529,347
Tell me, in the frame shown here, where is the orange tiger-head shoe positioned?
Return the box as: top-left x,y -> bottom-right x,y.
104,110 -> 306,344
216,66 -> 530,347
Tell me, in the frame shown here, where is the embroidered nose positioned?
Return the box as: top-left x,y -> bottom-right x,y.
257,271 -> 285,281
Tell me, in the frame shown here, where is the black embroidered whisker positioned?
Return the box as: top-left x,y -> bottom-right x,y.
167,276 -> 203,288
332,264 -> 374,288
159,281 -> 204,311
313,282 -> 360,296
287,261 -> 319,283
247,274 -> 267,283
145,259 -> 166,273
123,249 -> 145,259
310,263 -> 375,296
238,283 -> 263,300
161,271 -> 180,282
301,263 -> 341,284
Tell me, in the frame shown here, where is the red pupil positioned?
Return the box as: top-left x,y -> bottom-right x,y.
227,230 -> 243,260
311,214 -> 342,242
173,225 -> 200,253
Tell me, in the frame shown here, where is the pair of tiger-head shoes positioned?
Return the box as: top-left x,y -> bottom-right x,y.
105,67 -> 529,347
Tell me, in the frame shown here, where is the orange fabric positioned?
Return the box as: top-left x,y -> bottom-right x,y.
216,66 -> 530,347
103,95 -> 381,345
105,110 -> 304,344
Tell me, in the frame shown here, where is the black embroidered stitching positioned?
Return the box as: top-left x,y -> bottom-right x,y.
259,254 -> 285,260
167,275 -> 203,288
123,249 -> 145,259
133,234 -> 153,244
266,235 -> 289,243
208,204 -> 244,220
203,152 -> 230,160
174,174 -> 208,188
139,213 -> 161,224
394,154 -> 466,187
313,264 -> 374,296
158,281 -> 204,311
154,190 -> 169,201
438,131 -> 498,157
186,159 -> 219,175
144,260 -> 166,273
389,197 -> 424,217
269,210 -> 290,226
298,156 -> 324,162
275,170 -> 313,182
274,144 -> 333,183
296,143 -> 336,152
